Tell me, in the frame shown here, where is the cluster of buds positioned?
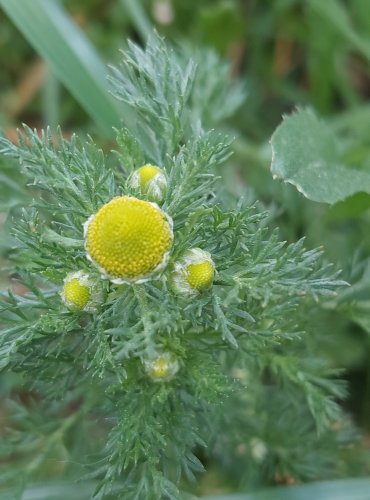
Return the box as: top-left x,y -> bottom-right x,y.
60,163 -> 216,383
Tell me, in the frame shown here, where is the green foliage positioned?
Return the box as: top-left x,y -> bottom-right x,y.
206,477 -> 370,500
0,156 -> 29,212
270,108 -> 370,204
198,1 -> 245,53
309,0 -> 370,64
0,34 -> 355,498
4,477 -> 370,500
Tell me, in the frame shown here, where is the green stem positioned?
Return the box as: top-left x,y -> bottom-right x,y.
134,284 -> 156,357
41,65 -> 60,131
233,138 -> 269,169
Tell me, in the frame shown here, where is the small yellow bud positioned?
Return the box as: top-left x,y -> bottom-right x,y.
128,164 -> 167,203
171,248 -> 215,297
60,271 -> 103,313
84,196 -> 173,284
138,165 -> 161,189
186,260 -> 215,291
144,352 -> 179,382
63,278 -> 90,309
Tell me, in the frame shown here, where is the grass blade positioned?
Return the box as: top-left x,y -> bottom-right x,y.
0,0 -> 122,136
120,0 -> 152,40
309,0 -> 370,63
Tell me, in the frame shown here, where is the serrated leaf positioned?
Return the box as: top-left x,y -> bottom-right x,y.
271,108 -> 370,204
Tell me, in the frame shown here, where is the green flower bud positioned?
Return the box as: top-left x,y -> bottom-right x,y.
60,271 -> 104,313
144,352 -> 179,382
128,164 -> 167,203
171,248 -> 215,297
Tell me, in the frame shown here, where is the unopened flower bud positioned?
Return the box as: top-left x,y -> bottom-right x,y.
171,248 -> 215,297
144,352 -> 179,382
61,271 -> 103,313
128,164 -> 167,203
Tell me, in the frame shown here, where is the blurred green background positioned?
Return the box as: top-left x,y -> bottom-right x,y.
1,0 -> 370,497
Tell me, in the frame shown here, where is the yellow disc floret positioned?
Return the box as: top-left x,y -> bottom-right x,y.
144,352 -> 179,382
63,278 -> 90,310
171,248 -> 216,297
84,196 -> 173,284
60,270 -> 103,313
186,260 -> 215,291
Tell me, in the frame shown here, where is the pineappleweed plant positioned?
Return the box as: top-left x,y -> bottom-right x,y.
0,35 -> 346,498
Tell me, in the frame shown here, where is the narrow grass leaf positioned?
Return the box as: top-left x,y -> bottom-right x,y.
0,0 -> 121,136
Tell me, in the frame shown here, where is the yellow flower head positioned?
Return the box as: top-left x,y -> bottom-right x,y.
171,248 -> 215,297
84,196 -> 173,284
144,352 -> 179,382
128,164 -> 167,203
187,260 -> 215,291
60,271 -> 103,313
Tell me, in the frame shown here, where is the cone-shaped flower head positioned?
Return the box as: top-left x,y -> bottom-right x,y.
144,352 -> 179,382
84,196 -> 173,284
171,248 -> 215,297
60,271 -> 103,313
128,164 -> 167,203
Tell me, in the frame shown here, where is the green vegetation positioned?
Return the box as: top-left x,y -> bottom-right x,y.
0,1 -> 369,498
